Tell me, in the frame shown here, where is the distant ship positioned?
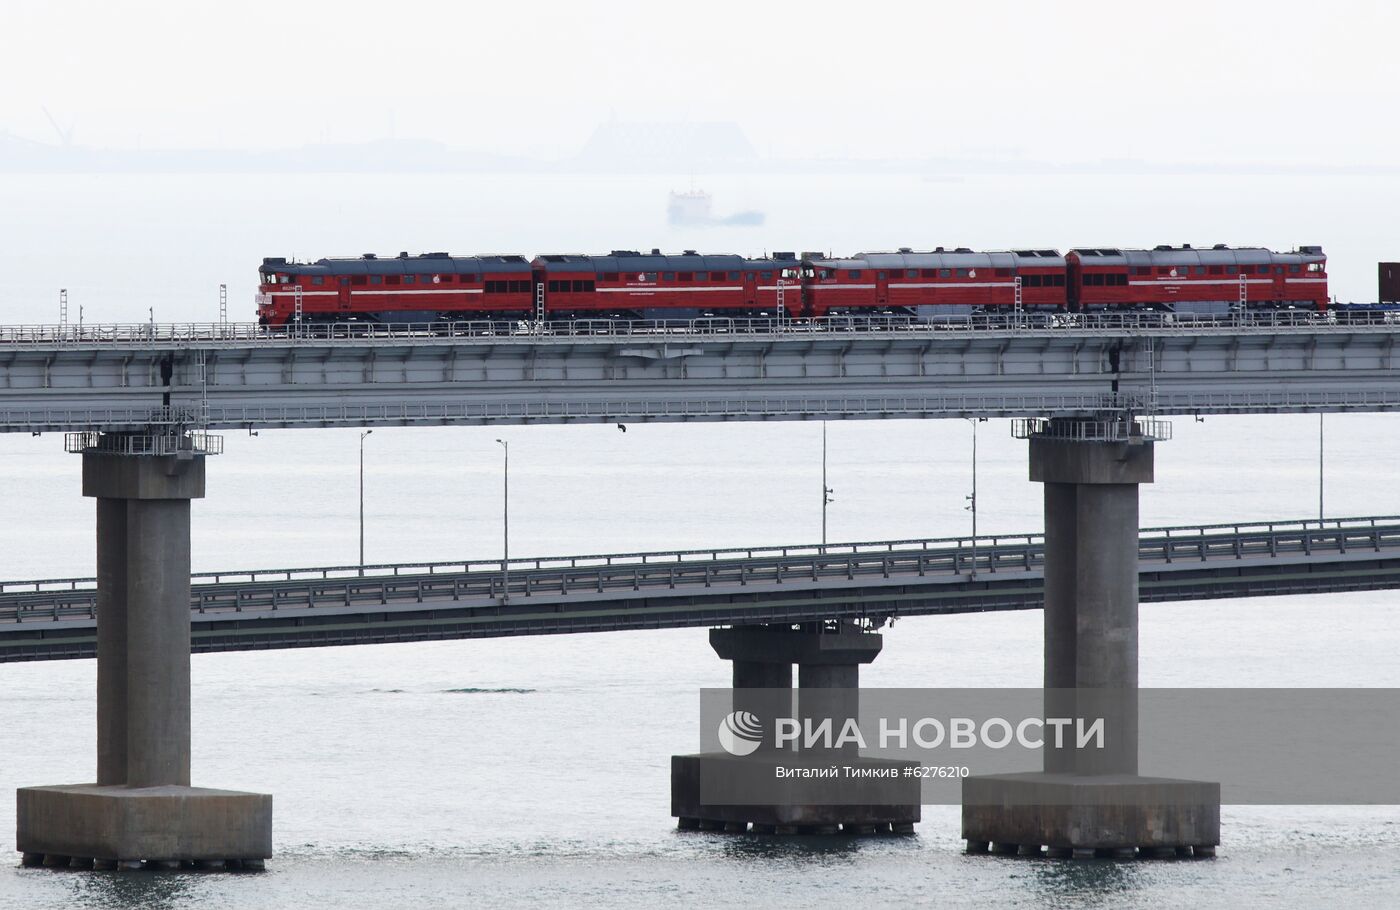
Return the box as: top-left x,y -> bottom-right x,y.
667,190 -> 764,227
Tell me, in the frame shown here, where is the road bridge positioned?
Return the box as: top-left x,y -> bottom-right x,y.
3,515 -> 1396,662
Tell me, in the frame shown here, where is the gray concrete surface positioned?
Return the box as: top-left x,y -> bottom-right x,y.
962,432 -> 1219,854
673,623 -> 915,831
17,450 -> 273,868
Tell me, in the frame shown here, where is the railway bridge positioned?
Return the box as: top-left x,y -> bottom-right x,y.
6,314 -> 1400,868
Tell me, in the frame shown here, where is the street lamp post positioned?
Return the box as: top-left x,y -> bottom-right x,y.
1318,413 -> 1324,522
359,429 -> 373,574
822,423 -> 828,545
496,438 -> 509,601
965,418 -> 983,577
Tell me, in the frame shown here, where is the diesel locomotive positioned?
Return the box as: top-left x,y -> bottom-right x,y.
257,244 -> 1328,327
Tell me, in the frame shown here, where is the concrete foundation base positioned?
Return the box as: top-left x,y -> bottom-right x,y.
671,753 -> 920,833
17,784 -> 272,867
962,772 -> 1220,856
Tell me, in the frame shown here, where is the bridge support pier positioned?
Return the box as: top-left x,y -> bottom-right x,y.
17,448 -> 272,870
962,425 -> 1220,859
672,621 -> 920,835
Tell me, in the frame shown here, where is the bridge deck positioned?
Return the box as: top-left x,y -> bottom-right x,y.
1,314 -> 1400,431
3,515 -> 1397,661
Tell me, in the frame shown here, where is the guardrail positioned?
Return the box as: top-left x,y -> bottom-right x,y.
4,515 -> 1397,625
1011,416 -> 1174,442
63,430 -> 223,456
0,310 -> 1394,347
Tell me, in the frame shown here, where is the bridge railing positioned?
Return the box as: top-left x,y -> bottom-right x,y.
0,310 -> 1385,347
4,515 -> 1400,625
4,513 -> 1394,595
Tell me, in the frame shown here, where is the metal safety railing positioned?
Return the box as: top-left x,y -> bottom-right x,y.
3,514 -> 1398,626
0,310 -> 1389,349
1011,416 -> 1174,442
62,431 -> 223,456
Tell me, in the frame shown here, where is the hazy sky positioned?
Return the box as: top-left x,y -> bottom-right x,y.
3,0 -> 1397,166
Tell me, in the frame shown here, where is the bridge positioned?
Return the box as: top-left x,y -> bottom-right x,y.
3,515 -> 1397,662
0,313 -> 1398,433
9,314 -> 1400,868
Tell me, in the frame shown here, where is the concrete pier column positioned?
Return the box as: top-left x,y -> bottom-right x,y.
672,621 -> 919,834
795,625 -> 874,758
1034,434 -> 1147,776
87,453 -> 202,789
95,497 -> 129,787
122,496 -> 194,787
18,441 -> 272,870
962,419 -> 1219,858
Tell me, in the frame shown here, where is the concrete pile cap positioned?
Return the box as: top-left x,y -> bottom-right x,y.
710,624 -> 883,666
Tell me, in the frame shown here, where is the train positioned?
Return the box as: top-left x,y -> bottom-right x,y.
256,244 -> 1329,327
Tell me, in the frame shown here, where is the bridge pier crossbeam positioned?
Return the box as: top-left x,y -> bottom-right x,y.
671,621 -> 920,835
962,419 -> 1220,859
17,440 -> 271,870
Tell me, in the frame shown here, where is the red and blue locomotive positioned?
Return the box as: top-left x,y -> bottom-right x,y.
257,243 -> 1327,326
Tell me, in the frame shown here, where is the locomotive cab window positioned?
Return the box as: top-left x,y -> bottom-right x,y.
1307,263 -> 1324,272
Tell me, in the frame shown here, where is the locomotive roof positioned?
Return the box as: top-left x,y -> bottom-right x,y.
532,251 -> 785,272
261,254 -> 531,276
830,249 -> 1066,269
1071,246 -> 1326,267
